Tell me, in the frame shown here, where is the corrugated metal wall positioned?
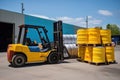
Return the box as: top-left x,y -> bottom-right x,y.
0,9 -> 80,42
25,15 -> 78,42
25,15 -> 54,42
0,9 -> 81,52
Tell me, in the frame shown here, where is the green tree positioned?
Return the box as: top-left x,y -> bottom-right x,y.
106,24 -> 120,35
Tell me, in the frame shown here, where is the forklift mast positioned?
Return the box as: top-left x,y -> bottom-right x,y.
53,21 -> 64,60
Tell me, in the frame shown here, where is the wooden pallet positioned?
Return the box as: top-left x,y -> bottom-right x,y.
102,43 -> 112,47
90,62 -> 108,66
78,44 -> 102,47
107,60 -> 116,64
78,44 -> 88,46
87,44 -> 102,47
83,60 -> 92,64
77,58 -> 84,62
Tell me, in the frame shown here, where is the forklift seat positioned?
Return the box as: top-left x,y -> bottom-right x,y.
28,46 -> 41,52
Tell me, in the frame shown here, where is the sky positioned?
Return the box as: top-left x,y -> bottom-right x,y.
0,0 -> 120,28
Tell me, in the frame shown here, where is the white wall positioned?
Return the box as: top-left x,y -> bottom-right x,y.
0,9 -> 24,43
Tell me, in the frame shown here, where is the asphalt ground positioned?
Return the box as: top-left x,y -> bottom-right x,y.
0,46 -> 120,80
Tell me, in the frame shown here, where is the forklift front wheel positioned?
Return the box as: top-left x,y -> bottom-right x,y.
48,52 -> 59,64
12,54 -> 26,67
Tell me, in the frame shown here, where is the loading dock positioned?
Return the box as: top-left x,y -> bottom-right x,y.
0,22 -> 14,52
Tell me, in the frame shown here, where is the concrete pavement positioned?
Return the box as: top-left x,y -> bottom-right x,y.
0,46 -> 120,80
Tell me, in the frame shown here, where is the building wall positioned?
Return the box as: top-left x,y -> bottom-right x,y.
25,15 -> 78,42
0,9 -> 81,43
0,9 -> 24,43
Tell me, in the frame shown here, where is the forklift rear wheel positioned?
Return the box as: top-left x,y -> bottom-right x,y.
48,52 -> 59,64
12,54 -> 26,67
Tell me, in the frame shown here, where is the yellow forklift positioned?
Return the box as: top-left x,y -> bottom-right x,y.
7,21 -> 64,67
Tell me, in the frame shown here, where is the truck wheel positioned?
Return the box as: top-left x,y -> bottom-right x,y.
48,52 -> 59,64
12,54 -> 26,67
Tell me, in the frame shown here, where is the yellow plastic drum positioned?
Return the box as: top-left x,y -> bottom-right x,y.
105,46 -> 115,62
84,46 -> 93,62
100,30 -> 111,36
87,28 -> 101,44
100,30 -> 111,44
77,29 -> 88,44
77,29 -> 87,35
88,35 -> 101,44
78,46 -> 85,60
101,36 -> 112,44
88,28 -> 100,35
77,36 -> 88,44
92,47 -> 105,63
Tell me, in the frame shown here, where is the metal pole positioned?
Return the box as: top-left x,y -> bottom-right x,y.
86,16 -> 88,28
21,3 -> 24,14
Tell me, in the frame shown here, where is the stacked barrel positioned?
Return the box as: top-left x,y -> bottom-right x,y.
77,28 -> 115,65
100,30 -> 111,44
88,28 -> 101,44
77,29 -> 88,44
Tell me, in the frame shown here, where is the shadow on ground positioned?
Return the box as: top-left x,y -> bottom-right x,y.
8,60 -> 71,68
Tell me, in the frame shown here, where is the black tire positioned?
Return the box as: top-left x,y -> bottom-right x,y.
12,54 -> 26,67
48,52 -> 59,64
